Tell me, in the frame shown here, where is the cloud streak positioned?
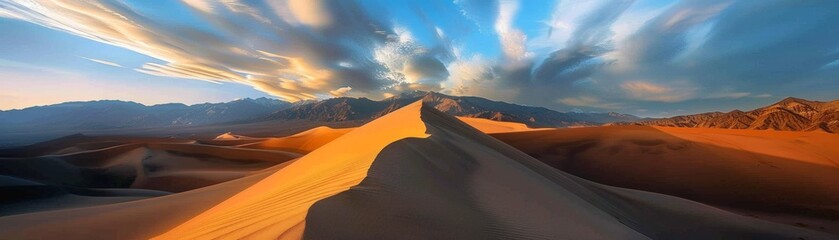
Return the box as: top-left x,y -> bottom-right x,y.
81,57 -> 122,68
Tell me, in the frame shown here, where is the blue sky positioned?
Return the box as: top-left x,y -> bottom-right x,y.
0,0 -> 837,117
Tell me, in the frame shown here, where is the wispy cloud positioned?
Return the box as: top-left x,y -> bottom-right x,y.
620,81 -> 696,103
81,57 -> 122,68
0,0 -> 399,101
495,0 -> 528,60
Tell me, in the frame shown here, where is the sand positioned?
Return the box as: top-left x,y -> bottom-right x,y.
240,126 -> 354,154
492,125 -> 839,234
155,101 -> 430,239
214,132 -> 253,140
2,103 -> 836,239
212,117 -> 538,155
0,162 -> 295,240
233,117 -> 531,154
155,101 -> 834,239
0,135 -> 302,223
456,116 -> 545,133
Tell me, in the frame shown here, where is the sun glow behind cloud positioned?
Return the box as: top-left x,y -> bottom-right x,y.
0,0 -> 837,116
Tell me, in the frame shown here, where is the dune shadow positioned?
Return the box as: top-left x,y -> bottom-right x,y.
490,126 -> 839,233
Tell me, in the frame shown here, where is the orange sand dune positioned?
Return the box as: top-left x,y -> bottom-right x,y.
239,126 -> 354,154
652,126 -> 839,167
156,101 -> 429,239
0,162 -> 295,240
154,102 -> 833,239
457,116 -> 546,133
225,117 -> 538,154
213,132 -> 254,140
492,126 -> 839,233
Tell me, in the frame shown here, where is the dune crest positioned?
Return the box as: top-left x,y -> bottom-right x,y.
225,117 -> 537,154
214,132 -> 248,140
154,101 -> 429,239
240,126 -> 353,154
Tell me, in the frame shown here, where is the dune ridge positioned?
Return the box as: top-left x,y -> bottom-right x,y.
303,102 -> 835,239
239,126 -> 354,154
456,116 -> 547,133
154,101 -> 430,239
217,116 -> 539,152
155,101 -> 834,239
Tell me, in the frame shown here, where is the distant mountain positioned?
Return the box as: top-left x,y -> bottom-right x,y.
0,97 -> 292,131
0,92 -> 642,147
615,97 -> 839,133
266,91 -> 639,127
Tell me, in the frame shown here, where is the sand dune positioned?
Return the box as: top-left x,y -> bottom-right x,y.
240,126 -> 354,154
0,137 -> 301,220
492,126 -> 839,234
156,101 -> 430,239
213,132 -> 252,140
0,162 -> 295,240
1,102 -> 836,239
217,117 -> 536,154
1,143 -> 298,192
456,116 -> 546,133
0,134 -> 191,157
0,130 -> 304,240
155,101 -> 834,239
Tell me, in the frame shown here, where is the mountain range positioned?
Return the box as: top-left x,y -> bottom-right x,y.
0,92 -> 638,147
618,97 -> 839,133
266,91 -> 639,127
2,93 -> 835,148
0,97 -> 292,130
0,91 -> 639,133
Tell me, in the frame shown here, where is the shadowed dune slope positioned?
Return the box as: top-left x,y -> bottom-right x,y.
183,117 -> 541,160
492,126 -> 839,234
156,101 -> 834,239
0,139 -> 301,219
220,117 -> 529,155
155,101 -> 430,239
0,161 -> 294,240
0,143 -> 299,192
0,134 -> 191,157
